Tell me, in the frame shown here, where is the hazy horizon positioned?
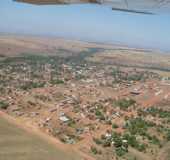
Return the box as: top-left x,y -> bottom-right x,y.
1,0 -> 170,52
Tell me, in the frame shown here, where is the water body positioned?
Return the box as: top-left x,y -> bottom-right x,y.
0,0 -> 170,51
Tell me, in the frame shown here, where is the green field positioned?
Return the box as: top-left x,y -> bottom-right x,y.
0,117 -> 81,160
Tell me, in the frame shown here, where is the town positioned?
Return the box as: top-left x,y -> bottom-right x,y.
0,46 -> 170,160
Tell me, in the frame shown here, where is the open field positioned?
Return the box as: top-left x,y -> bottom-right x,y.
0,113 -> 81,160
87,49 -> 170,72
0,35 -> 118,57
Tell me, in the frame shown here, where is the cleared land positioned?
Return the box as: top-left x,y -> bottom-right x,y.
0,113 -> 81,160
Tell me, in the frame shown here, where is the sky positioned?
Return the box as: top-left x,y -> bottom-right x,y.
0,0 -> 170,51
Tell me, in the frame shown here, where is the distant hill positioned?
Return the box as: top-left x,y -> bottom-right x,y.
0,34 -> 169,72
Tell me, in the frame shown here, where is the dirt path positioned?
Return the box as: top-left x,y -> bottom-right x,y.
0,111 -> 95,160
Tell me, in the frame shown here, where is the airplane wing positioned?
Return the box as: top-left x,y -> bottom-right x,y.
14,0 -> 170,14
14,0 -> 101,4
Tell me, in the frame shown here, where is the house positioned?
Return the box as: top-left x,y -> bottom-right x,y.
130,88 -> 141,95
59,115 -> 70,122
